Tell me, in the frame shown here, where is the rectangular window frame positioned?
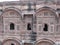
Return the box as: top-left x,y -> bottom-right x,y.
50,25 -> 54,33
38,24 -> 42,32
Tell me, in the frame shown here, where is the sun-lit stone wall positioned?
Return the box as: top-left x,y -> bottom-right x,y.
0,0 -> 59,45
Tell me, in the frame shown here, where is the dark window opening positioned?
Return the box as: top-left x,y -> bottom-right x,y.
57,8 -> 60,11
11,43 -> 14,45
58,13 -> 60,18
10,23 -> 15,30
0,10 -> 2,11
27,23 -> 31,30
43,24 -> 48,31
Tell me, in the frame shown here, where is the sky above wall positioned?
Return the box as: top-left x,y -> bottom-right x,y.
0,0 -> 19,2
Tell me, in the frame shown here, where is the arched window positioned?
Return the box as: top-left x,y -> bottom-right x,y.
27,23 -> 31,30
10,23 -> 15,30
43,24 -> 48,31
